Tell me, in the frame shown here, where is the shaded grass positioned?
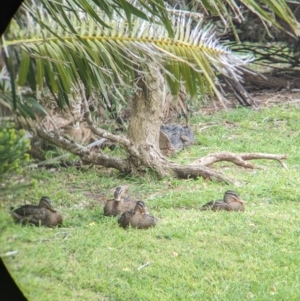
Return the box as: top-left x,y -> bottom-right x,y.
1,104 -> 300,300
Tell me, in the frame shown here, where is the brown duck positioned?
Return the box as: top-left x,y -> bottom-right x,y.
11,196 -> 63,227
201,190 -> 246,212
118,200 -> 157,229
103,186 -> 136,217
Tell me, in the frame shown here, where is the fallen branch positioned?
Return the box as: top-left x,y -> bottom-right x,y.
18,117 -> 130,173
169,162 -> 234,183
193,151 -> 288,169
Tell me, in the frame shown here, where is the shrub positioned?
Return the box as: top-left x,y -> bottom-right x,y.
0,123 -> 30,180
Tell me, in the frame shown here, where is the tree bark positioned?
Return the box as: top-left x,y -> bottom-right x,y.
127,64 -> 170,175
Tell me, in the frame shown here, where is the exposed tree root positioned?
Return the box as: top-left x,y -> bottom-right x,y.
166,151 -> 288,184
19,118 -> 288,184
168,162 -> 234,183
193,151 -> 288,169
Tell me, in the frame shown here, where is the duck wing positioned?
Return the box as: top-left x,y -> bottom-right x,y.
12,207 -> 47,225
118,210 -> 135,228
200,200 -> 230,211
11,211 -> 35,224
12,205 -> 38,216
133,214 -> 157,229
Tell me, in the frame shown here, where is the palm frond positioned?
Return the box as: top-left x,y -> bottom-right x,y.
189,0 -> 300,39
35,0 -> 173,36
0,67 -> 47,118
1,2 -> 252,117
242,0 -> 299,34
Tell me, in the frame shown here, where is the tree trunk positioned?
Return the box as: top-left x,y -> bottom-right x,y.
18,67 -> 288,183
127,64 -> 170,175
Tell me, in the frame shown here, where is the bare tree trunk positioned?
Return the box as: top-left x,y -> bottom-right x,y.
127,64 -> 171,175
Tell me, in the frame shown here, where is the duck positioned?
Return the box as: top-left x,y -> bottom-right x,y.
103,186 -> 136,217
118,200 -> 157,229
200,190 -> 246,212
11,196 -> 63,227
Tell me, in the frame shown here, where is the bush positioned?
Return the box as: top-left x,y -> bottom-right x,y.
0,123 -> 30,180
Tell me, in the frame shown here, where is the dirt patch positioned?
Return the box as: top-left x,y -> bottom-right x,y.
83,191 -> 107,205
67,185 -> 107,205
199,89 -> 300,115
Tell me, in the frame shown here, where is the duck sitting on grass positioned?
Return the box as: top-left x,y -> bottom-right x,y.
104,186 -> 137,217
11,196 -> 63,227
118,200 -> 157,229
201,190 -> 246,212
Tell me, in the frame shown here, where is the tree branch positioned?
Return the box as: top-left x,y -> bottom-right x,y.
79,87 -> 141,160
168,162 -> 234,183
193,151 -> 288,169
19,118 -> 129,172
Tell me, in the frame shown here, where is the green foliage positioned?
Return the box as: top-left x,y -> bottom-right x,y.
1,0 -> 298,121
0,123 -> 30,180
2,1 -> 253,118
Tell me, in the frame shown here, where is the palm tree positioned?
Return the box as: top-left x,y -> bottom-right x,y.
0,0 -> 293,182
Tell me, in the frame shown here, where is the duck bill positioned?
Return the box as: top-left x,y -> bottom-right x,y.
237,198 -> 247,204
47,204 -> 57,212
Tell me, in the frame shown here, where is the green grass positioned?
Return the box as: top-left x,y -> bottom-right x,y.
1,104 -> 300,300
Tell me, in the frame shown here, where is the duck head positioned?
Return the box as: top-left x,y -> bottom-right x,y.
224,190 -> 246,205
114,186 -> 129,201
134,201 -> 147,215
39,196 -> 57,212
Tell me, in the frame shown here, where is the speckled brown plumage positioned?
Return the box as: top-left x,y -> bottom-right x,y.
103,186 -> 137,216
118,201 -> 157,229
201,190 -> 246,212
11,196 -> 63,227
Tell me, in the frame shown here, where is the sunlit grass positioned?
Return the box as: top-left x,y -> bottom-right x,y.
1,104 -> 300,300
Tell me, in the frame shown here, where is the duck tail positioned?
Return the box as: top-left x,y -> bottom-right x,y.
200,200 -> 216,211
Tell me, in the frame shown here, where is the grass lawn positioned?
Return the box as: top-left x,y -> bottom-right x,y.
1,103 -> 300,300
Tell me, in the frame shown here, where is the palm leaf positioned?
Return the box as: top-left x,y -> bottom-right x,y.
189,0 -> 300,38
0,67 -> 47,118
1,2 -> 252,117
36,0 -> 173,36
